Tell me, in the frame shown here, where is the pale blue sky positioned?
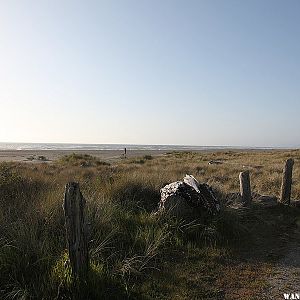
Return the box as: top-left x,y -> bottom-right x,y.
0,0 -> 300,146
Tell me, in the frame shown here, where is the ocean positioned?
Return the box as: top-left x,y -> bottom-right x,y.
0,143 -> 278,151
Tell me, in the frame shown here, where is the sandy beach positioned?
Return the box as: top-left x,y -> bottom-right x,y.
0,148 -> 290,163
0,149 -> 169,163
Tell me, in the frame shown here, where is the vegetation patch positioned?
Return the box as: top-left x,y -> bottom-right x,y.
58,153 -> 110,167
0,150 -> 300,299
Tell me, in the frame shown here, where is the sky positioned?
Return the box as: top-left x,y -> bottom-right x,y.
0,0 -> 300,147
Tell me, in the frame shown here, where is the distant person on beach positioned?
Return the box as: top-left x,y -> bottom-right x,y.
124,147 -> 127,158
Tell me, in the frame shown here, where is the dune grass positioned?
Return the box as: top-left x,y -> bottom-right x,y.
0,150 -> 300,299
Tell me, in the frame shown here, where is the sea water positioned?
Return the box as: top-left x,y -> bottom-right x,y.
0,143 -> 277,151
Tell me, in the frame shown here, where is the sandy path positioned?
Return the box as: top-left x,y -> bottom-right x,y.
267,228 -> 300,299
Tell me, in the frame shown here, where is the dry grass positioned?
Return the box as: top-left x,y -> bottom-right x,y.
0,150 -> 300,299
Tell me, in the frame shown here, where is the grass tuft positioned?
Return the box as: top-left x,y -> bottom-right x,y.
1,150 -> 300,298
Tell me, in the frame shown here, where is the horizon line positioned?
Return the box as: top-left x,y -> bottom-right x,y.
0,141 -> 299,150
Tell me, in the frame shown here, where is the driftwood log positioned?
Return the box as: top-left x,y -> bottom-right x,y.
159,175 -> 220,216
63,182 -> 89,279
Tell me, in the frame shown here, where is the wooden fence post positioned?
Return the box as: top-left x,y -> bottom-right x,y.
63,182 -> 89,279
280,158 -> 294,205
239,170 -> 252,205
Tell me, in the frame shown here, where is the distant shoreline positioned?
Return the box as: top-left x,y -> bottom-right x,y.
0,148 -> 297,163
0,149 -> 166,163
0,142 -> 298,151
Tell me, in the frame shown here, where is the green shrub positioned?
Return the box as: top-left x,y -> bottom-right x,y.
58,153 -> 110,167
143,155 -> 153,160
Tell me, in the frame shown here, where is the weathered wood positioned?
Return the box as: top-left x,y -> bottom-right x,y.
239,171 -> 251,205
280,158 -> 294,205
159,175 -> 220,216
63,182 -> 89,279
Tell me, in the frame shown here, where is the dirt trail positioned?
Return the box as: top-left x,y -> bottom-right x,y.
267,228 -> 300,299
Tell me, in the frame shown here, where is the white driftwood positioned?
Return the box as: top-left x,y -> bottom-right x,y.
183,175 -> 200,193
159,175 -> 220,215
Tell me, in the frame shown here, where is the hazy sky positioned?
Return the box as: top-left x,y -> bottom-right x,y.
1,0 -> 300,146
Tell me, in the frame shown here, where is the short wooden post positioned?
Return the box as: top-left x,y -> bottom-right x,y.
239,170 -> 252,205
280,158 -> 294,205
63,182 -> 89,279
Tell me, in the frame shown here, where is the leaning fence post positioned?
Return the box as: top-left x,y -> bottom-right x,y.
280,158 -> 294,205
239,170 -> 252,205
63,182 -> 89,280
